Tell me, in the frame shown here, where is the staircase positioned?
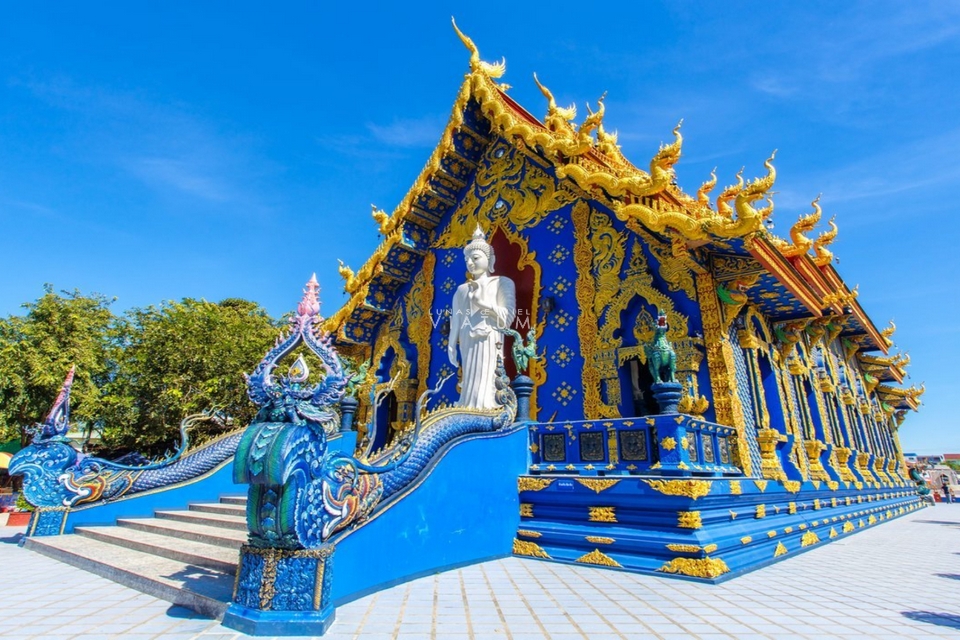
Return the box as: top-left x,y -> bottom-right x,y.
23,496 -> 247,618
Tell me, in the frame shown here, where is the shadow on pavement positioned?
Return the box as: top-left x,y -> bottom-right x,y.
166,604 -> 209,619
902,611 -> 960,630
935,573 -> 960,581
0,530 -> 25,545
914,520 -> 960,527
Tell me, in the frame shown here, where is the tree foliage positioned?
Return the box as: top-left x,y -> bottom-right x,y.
0,286 -> 118,445
0,288 -> 280,456
100,298 -> 279,455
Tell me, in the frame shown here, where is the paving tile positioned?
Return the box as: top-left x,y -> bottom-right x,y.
2,504 -> 959,638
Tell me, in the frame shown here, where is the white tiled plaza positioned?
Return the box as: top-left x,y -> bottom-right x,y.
4,503 -> 960,640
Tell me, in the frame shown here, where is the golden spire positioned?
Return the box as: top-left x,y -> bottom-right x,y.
652,119 -> 683,169
337,259 -> 358,294
716,168 -> 745,218
696,168 -> 718,207
741,150 -> 778,197
880,320 -> 896,347
533,73 -> 576,130
733,151 -> 777,225
578,93 -> 607,140
371,204 -> 394,235
782,194 -> 821,257
812,215 -> 838,266
452,18 -> 505,79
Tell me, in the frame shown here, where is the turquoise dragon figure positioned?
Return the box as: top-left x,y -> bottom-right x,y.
909,466 -> 932,497
494,326 -> 544,375
234,275 -> 517,550
644,309 -> 677,384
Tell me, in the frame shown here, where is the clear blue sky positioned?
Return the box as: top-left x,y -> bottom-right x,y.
1,3 -> 957,452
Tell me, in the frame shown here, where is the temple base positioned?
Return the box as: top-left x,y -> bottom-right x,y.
515,475 -> 924,582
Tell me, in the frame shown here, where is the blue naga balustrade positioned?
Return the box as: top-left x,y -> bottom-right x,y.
10,366 -> 245,537
528,415 -> 741,477
223,276 -> 523,636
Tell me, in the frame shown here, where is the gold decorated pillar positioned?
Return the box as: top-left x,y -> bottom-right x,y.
695,272 -> 752,476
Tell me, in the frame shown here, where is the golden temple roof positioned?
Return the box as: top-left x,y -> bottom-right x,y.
324,22 -> 892,359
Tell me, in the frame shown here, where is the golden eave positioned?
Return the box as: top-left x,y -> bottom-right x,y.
745,234 -> 823,317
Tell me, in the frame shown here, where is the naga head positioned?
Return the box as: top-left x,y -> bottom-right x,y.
452,18 -> 506,79
533,73 -> 576,132
652,120 -> 683,173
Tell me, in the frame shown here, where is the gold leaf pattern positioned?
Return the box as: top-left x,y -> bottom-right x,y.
575,549 -> 621,567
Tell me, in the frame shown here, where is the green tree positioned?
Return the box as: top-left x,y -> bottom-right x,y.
100,298 -> 279,455
0,286 -> 119,445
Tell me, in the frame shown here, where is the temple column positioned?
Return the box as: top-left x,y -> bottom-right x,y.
695,273 -> 753,476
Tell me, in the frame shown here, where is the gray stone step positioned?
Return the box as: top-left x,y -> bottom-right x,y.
155,509 -> 247,531
117,516 -> 247,548
75,525 -> 240,573
219,495 -> 247,506
189,502 -> 247,517
24,534 -> 235,619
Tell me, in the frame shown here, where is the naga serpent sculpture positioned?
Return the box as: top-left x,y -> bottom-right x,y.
9,366 -> 241,510
234,275 -> 517,550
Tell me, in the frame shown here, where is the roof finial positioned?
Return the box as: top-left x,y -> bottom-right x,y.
716,167 -> 745,218
696,168 -> 718,207
297,273 -> 321,319
812,215 -> 838,266
533,73 -> 576,130
451,18 -> 505,78
782,193 -> 820,257
881,319 -> 896,346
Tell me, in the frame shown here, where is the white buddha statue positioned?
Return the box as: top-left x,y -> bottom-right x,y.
448,226 -> 517,410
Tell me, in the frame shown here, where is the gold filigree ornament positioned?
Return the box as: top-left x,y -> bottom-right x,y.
575,478 -> 620,494
782,480 -> 801,493
575,549 -> 621,568
585,536 -> 615,544
588,506 -> 617,523
658,557 -> 731,579
800,531 -> 820,547
513,539 -> 551,559
666,543 -> 718,554
660,436 -> 678,451
774,542 -> 788,557
517,529 -> 541,538
642,479 -> 713,500
677,511 -> 703,529
518,477 -> 555,493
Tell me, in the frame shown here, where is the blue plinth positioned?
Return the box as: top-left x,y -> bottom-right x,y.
511,375 -> 535,423
222,544 -> 336,636
221,606 -> 335,636
651,381 -> 683,414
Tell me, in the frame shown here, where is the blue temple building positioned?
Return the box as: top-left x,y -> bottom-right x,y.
10,24 -> 926,636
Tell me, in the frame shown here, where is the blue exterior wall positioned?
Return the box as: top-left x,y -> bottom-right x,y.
330,424 -> 526,605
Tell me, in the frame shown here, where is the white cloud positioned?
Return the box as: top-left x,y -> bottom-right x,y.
366,115 -> 446,148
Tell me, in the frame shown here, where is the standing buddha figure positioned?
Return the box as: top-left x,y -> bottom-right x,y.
448,226 -> 517,409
